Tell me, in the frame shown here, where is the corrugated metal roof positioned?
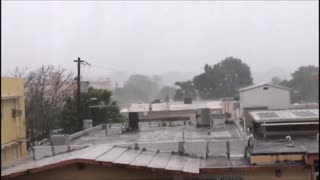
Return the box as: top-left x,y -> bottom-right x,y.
249,109 -> 319,123
2,144 -> 256,178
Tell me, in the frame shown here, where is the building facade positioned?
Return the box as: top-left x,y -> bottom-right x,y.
238,83 -> 291,127
1,77 -> 27,166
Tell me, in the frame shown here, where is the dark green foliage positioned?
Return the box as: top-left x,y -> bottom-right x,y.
174,57 -> 253,100
58,88 -> 122,134
281,65 -> 319,103
173,89 -> 184,101
175,80 -> 197,100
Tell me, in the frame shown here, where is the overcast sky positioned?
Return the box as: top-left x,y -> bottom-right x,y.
1,1 -> 319,84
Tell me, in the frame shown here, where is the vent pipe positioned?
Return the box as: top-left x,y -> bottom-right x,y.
205,141 -> 210,158
226,141 -> 230,159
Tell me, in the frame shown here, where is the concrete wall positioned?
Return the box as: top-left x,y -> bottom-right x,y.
13,163 -> 311,180
1,77 -> 27,166
239,86 -> 290,117
201,166 -> 311,180
69,124 -> 105,141
250,154 -> 305,165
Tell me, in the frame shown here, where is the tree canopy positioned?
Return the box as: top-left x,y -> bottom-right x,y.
112,74 -> 161,104
157,86 -> 176,102
174,57 -> 253,100
58,87 -> 122,134
281,65 -> 319,103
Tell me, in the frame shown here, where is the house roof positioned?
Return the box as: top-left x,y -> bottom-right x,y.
238,83 -> 291,92
1,143 -> 310,179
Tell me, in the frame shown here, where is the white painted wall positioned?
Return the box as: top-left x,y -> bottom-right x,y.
239,85 -> 290,116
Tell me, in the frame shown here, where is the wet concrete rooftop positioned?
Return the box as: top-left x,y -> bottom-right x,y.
70,120 -> 246,158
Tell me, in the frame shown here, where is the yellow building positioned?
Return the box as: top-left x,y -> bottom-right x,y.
1,77 -> 27,166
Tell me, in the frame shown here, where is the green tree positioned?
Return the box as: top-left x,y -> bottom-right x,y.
113,74 -> 160,104
158,86 -> 176,102
173,89 -> 184,101
193,57 -> 253,99
281,65 -> 319,103
174,80 -> 197,99
58,88 -> 122,134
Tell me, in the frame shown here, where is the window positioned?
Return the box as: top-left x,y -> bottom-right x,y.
11,109 -> 22,119
263,86 -> 269,90
11,109 -> 16,119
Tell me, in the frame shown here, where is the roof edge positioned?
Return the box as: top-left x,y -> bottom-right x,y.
238,83 -> 291,92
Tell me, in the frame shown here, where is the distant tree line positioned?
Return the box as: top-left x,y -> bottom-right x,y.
112,75 -> 176,104
172,57 -> 318,104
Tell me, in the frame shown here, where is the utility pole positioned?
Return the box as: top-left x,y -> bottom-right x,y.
74,57 -> 84,125
73,57 -> 90,129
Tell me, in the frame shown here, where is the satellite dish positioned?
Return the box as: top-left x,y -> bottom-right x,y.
285,136 -> 292,142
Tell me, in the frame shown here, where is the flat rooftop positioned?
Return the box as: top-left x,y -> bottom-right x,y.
70,121 -> 246,158
249,109 -> 319,123
121,101 -> 223,113
2,118 -> 318,178
251,135 -> 319,155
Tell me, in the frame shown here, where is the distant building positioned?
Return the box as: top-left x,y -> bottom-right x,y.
238,83 -> 291,127
1,77 -> 27,166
